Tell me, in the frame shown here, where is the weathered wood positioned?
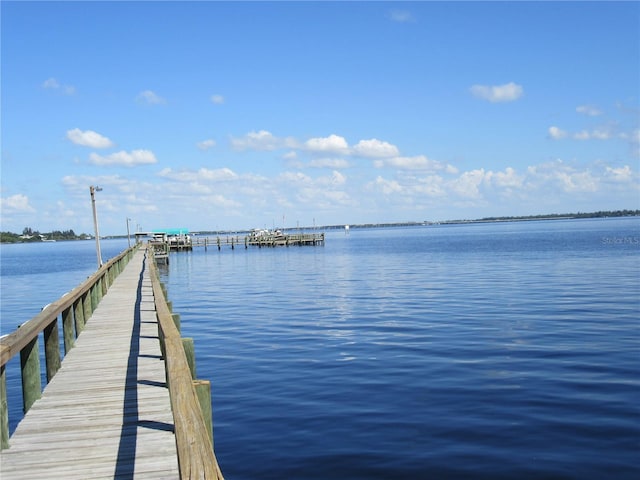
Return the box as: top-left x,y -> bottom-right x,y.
172,312 -> 181,333
43,319 -> 61,382
20,338 -> 41,413
1,365 -> 8,449
82,289 -> 92,329
149,251 -> 224,479
194,379 -> 213,447
74,296 -> 85,336
183,338 -> 196,379
0,247 -> 136,447
0,249 -> 179,478
90,283 -> 98,311
62,306 -> 74,354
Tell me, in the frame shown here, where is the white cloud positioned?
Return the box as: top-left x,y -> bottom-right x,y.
279,171 -> 313,185
470,82 -> 523,103
308,158 -> 351,169
210,94 -> 225,104
158,167 -> 237,182
352,139 -> 400,158
377,155 -> 454,173
305,134 -> 349,154
486,167 -> 524,188
315,170 -> 348,188
42,78 -> 59,89
550,126 -> 614,141
573,128 -> 613,140
0,194 -> 35,213
548,126 -> 568,140
389,10 -> 415,23
42,77 -> 75,95
415,175 -> 446,197
558,170 -> 598,192
448,169 -> 486,199
605,165 -> 633,182
89,149 -> 157,167
526,160 -> 598,193
373,176 -> 403,195
576,105 -> 602,116
230,130 -> 285,151
136,90 -> 166,105
66,128 -> 115,148
197,139 -> 216,151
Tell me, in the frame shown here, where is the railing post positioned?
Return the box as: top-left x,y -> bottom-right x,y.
20,337 -> 41,413
62,306 -> 75,354
43,319 -> 61,382
90,285 -> 97,312
172,313 -> 181,333
76,295 -> 87,335
194,379 -> 213,448
182,338 -> 196,379
96,277 -> 104,303
1,365 -> 9,450
83,290 -> 92,326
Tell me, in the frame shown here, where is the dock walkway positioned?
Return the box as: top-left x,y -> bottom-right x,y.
0,249 -> 180,479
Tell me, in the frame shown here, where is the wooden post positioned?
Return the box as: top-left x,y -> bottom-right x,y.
1,365 -> 9,450
182,338 -> 196,379
97,278 -> 102,301
158,315 -> 166,361
172,313 -> 181,333
194,379 -> 213,448
76,296 -> 87,335
20,337 -> 41,413
82,291 -> 92,328
103,272 -> 109,294
43,319 -> 61,383
62,306 -> 75,354
90,284 -> 98,312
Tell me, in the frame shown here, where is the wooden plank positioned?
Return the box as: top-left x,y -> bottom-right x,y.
0,249 -> 179,479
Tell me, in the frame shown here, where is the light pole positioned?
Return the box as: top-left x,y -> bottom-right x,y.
126,217 -> 132,248
90,186 -> 103,268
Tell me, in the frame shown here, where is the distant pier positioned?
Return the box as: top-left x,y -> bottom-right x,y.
192,232 -> 325,250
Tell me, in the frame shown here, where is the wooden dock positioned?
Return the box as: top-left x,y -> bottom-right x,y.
0,248 -> 223,479
192,232 -> 325,250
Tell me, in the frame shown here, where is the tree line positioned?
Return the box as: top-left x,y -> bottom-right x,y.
0,227 -> 91,243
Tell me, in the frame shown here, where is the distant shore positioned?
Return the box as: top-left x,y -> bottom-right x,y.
2,209 -> 638,243
314,209 -> 639,232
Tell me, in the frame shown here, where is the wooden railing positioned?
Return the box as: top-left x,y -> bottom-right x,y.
148,248 -> 225,479
0,245 -> 137,450
192,232 -> 325,250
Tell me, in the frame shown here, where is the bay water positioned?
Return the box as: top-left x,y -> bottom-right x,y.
1,218 -> 639,478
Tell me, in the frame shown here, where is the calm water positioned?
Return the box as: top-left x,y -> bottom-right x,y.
2,219 -> 639,479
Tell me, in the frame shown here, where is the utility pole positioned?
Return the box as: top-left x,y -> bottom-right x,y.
90,185 -> 103,268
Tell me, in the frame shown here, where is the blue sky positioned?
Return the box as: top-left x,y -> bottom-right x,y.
2,1 -> 639,235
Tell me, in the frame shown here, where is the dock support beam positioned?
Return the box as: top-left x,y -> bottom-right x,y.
1,365 -> 9,449
20,338 -> 41,413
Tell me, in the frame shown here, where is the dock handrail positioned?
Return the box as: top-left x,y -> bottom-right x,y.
147,248 -> 225,479
0,245 -> 138,449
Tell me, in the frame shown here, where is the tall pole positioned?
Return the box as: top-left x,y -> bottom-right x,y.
90,186 -> 103,268
126,217 -> 131,248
